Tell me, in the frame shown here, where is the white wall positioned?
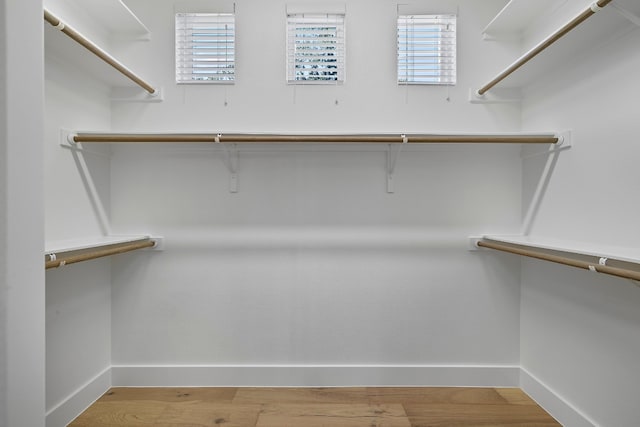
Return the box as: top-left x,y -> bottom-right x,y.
106,0 -> 525,379
44,54 -> 113,240
45,260 -> 111,417
43,64 -> 113,417
520,4 -> 640,425
0,1 -> 7,421
1,1 -> 46,426
114,0 -> 519,132
43,1 -> 114,422
110,146 -> 523,369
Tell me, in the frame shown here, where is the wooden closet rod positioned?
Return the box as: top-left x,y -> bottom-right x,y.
43,9 -> 157,95
45,239 -> 156,270
477,240 -> 640,282
476,0 -> 614,96
71,133 -> 559,144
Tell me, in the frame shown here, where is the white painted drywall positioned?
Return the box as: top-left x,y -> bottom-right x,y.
520,8 -> 640,426
113,0 -> 519,132
0,1 -> 7,421
0,1 -> 7,422
110,146 -> 524,367
43,0 -> 112,50
46,260 -> 112,415
108,0 -> 525,374
1,1 -> 46,426
44,53 -> 113,240
43,3 -> 114,422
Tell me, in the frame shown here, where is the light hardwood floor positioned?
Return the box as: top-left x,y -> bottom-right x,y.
69,387 -> 560,426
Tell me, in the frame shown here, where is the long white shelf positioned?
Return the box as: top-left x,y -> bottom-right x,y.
78,0 -> 149,39
482,0 -> 557,39
66,131 -> 563,145
479,234 -> 640,265
44,4 -> 158,98
475,0 -> 640,94
45,235 -> 162,270
45,0 -> 149,39
45,235 -> 154,254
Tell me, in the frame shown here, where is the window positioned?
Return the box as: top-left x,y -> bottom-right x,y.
175,13 -> 235,83
286,13 -> 346,83
397,14 -> 456,85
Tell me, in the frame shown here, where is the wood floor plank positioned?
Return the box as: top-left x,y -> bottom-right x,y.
69,387 -> 560,427
156,402 -> 261,427
495,388 -> 540,405
256,403 -> 410,427
403,403 -> 561,426
367,387 -> 508,405
69,388 -> 241,427
69,401 -> 165,426
100,387 -> 238,403
233,387 -> 370,405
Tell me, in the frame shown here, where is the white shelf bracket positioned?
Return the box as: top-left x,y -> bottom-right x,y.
60,128 -> 77,149
469,87 -> 522,104
58,129 -> 112,234
149,236 -> 165,251
468,236 -> 483,251
554,129 -> 573,152
481,32 -> 496,41
111,86 -> 164,103
610,2 -> 640,27
521,130 -> 573,160
220,142 -> 239,193
59,128 -> 111,158
386,137 -> 406,193
481,32 -> 522,43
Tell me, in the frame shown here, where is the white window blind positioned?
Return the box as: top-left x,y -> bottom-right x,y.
176,13 -> 235,83
286,13 -> 345,83
397,14 -> 456,85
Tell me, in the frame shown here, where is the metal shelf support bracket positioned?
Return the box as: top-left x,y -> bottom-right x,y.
386,136 -> 406,193
220,142 -> 239,193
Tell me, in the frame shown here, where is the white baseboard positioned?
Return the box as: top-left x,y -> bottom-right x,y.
520,368 -> 596,427
45,366 -> 112,427
111,364 -> 520,387
47,364 -> 597,427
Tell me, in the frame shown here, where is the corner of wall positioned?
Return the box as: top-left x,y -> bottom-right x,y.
45,367 -> 112,427
520,368 -> 596,427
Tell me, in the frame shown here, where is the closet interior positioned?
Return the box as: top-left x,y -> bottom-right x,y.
27,0 -> 640,425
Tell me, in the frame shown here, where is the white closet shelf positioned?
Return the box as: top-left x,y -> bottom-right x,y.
44,8 -> 159,98
73,0 -> 149,39
482,0 -> 557,39
45,235 -> 163,270
64,131 -> 563,145
470,234 -> 640,283
474,0 -> 639,96
472,235 -> 640,264
61,130 -> 566,194
45,235 -> 162,254
44,0 -> 149,39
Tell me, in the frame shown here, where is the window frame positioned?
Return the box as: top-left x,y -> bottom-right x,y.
175,12 -> 236,85
286,13 -> 346,85
397,14 -> 457,86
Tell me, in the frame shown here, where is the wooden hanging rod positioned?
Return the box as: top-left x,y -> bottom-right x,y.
45,239 -> 156,270
43,9 -> 157,95
476,0 -> 614,96
71,133 -> 559,144
477,239 -> 640,282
